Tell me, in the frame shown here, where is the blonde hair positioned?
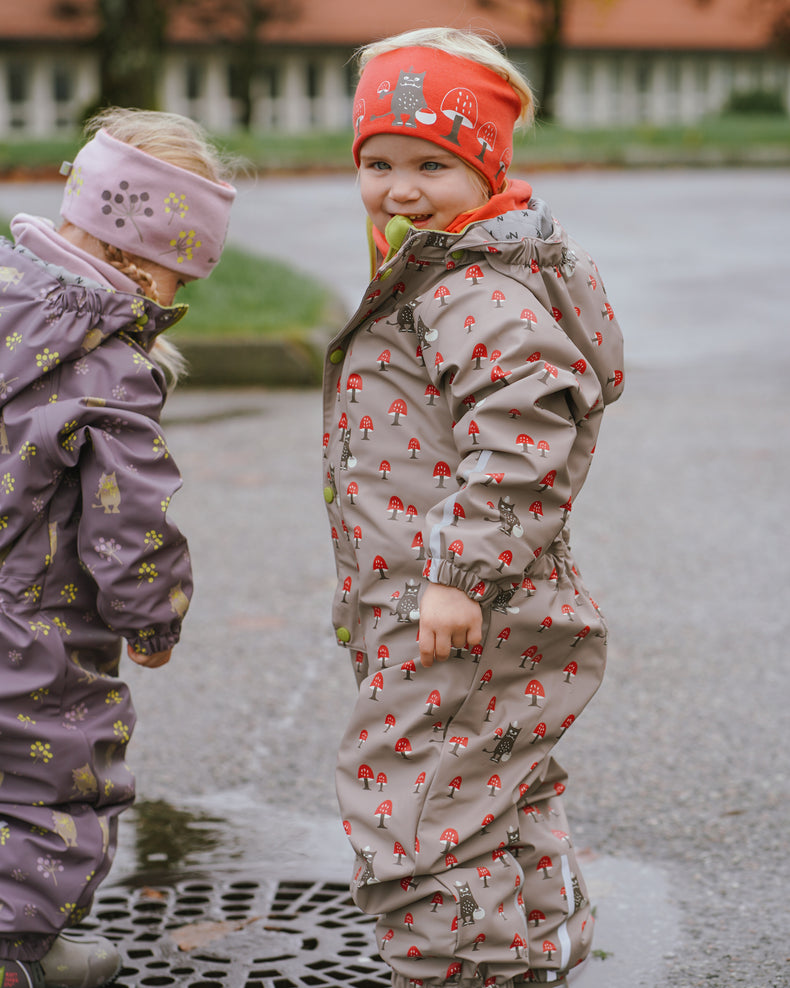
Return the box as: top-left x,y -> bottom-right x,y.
356,27 -> 536,128
83,107 -> 236,385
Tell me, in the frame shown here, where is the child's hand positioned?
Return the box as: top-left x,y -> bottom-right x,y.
127,643 -> 172,668
418,584 -> 483,668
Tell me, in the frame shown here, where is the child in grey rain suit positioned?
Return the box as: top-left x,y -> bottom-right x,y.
323,28 -> 624,988
0,108 -> 235,988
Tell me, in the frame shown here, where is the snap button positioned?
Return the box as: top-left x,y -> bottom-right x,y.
329,348 -> 345,364
336,626 -> 351,643
323,486 -> 335,503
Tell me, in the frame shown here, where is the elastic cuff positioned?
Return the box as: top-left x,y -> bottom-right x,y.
0,932 -> 56,963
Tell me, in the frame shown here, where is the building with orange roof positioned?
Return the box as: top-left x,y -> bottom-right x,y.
0,0 -> 786,137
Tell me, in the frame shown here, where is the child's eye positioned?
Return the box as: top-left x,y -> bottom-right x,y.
422,161 -> 444,172
368,160 -> 391,171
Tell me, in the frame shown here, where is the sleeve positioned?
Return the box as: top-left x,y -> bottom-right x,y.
41,356 -> 192,655
417,268 -> 606,604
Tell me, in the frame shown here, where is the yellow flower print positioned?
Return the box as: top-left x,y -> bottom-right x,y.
164,192 -> 189,221
144,530 -> 163,550
137,562 -> 158,584
17,714 -> 36,729
61,584 -> 78,604
152,435 -> 169,459
28,620 -> 51,639
19,441 -> 37,462
35,348 -> 60,370
30,741 -> 53,763
52,617 -> 71,636
167,230 -> 202,265
130,297 -> 148,327
0,823 -> 9,846
132,352 -> 153,372
113,720 -> 130,743
5,332 -> 22,351
1,472 -> 15,495
105,690 -> 122,705
30,686 -> 50,702
65,165 -> 84,197
0,515 -> 8,530
161,495 -> 171,513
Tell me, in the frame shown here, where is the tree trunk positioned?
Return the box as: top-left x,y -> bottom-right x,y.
535,0 -> 564,121
97,0 -> 167,110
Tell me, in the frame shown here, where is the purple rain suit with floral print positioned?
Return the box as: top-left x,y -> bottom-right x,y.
323,198 -> 624,988
0,237 -> 191,962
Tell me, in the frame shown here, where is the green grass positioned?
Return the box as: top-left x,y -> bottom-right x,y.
1,113 -> 788,178
171,244 -> 331,339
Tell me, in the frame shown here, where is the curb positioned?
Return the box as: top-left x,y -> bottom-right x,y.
176,331 -> 330,388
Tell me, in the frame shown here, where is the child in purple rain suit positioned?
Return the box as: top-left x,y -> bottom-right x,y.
0,108 -> 235,988
323,28 -> 624,988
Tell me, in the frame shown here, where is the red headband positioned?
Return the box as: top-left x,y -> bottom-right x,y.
352,47 -> 521,193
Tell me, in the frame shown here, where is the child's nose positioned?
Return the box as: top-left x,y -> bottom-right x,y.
388,172 -> 420,201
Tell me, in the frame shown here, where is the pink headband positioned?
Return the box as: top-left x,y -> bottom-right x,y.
352,47 -> 522,193
60,129 -> 236,279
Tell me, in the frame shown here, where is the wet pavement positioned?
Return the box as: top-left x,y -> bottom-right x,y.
1,170 -> 789,987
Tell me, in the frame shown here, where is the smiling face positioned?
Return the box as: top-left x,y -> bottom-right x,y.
358,134 -> 490,237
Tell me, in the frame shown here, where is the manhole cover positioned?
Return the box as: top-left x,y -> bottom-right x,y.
83,876 -> 390,987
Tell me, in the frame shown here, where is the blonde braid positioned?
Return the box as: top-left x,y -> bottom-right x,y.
101,242 -> 161,304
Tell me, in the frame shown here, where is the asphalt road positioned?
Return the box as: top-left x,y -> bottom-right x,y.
1,170 -> 788,987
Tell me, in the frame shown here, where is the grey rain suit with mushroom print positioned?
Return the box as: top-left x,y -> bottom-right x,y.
323,199 -> 624,987
0,237 -> 191,962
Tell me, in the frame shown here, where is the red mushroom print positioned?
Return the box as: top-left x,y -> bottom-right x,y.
383,712 -> 396,732
372,606 -> 381,627
537,439 -> 550,457
516,433 -> 534,453
424,383 -> 441,405
495,628 -> 511,649
347,373 -> 363,402
520,645 -> 538,669
562,660 -> 578,684
430,892 -> 444,912
441,827 -> 460,852
404,504 -> 417,524
528,909 -> 546,927
538,616 -> 552,633
540,362 -> 559,384
357,729 -> 368,748
352,526 -> 362,548
358,764 -> 374,789
372,556 -> 389,580
445,960 -> 463,981
343,818 -> 352,835
471,581 -> 487,599
491,289 -> 506,308
449,736 -> 469,756
403,912 -> 414,931
496,550 -> 513,572
492,846 -> 510,868
407,437 -> 421,458
376,771 -> 388,791
346,481 -> 358,504
375,799 -> 392,829
478,668 -> 493,690
525,680 -> 545,707
388,399 -> 407,425
394,738 -> 413,761
491,364 -> 511,386
551,306 -> 563,322
386,495 -> 404,520
369,672 -> 384,700
359,415 -> 374,440
543,940 -> 558,961
448,539 -> 464,561
378,460 -> 391,479
484,694 -> 496,720
531,722 -> 547,744
434,285 -> 451,306
538,470 -> 556,491
529,500 -> 543,521
561,603 -> 574,620
472,932 -> 487,951
393,841 -> 407,864
487,774 -> 502,796
446,776 -> 463,799
490,349 -> 502,363
424,689 -> 441,716
520,308 -> 537,330
475,119 -> 497,162
537,855 -> 553,879
407,945 -> 422,960
464,314 -> 476,333
440,87 -> 478,143
465,264 -> 485,286
411,531 -> 425,560
376,349 -> 391,371
433,461 -> 452,488
468,419 -> 480,445
414,771 -> 426,793
477,866 -> 492,888
571,625 -> 591,647
509,933 -> 527,959
450,502 -> 466,526
472,342 -> 488,368
341,576 -> 352,603
557,714 -> 575,739
480,813 -> 495,834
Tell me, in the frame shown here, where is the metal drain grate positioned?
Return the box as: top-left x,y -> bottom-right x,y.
83,876 -> 390,987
